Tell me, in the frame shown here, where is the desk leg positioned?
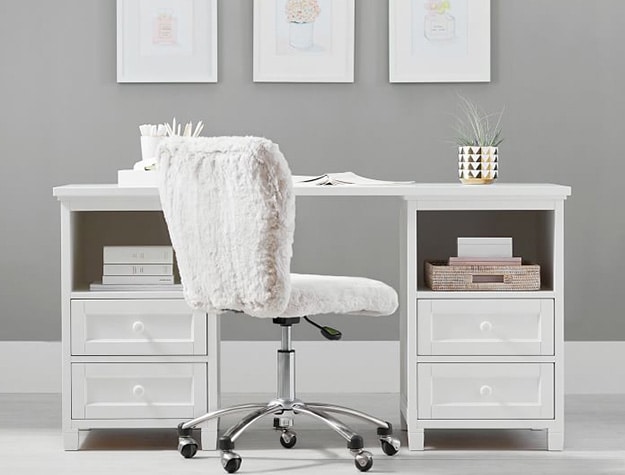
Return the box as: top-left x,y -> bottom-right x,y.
408,429 -> 425,451
200,419 -> 219,451
547,430 -> 564,451
63,430 -> 80,450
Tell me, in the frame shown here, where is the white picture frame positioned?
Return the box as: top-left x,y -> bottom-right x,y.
389,0 -> 490,83
253,0 -> 355,83
117,0 -> 217,83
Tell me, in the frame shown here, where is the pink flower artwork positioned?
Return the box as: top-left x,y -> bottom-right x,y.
285,0 -> 321,24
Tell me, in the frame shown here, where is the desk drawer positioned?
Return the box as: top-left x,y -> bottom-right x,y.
417,363 -> 554,420
71,300 -> 207,356
71,363 -> 207,420
418,299 -> 554,356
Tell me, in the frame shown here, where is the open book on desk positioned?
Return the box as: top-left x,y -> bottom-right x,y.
293,172 -> 414,186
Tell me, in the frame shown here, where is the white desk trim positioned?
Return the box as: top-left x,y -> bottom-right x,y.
53,183 -> 571,212
54,182 -> 571,200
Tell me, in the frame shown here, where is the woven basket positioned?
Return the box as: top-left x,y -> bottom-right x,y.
425,261 -> 540,291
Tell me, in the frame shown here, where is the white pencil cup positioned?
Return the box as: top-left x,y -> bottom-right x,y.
140,136 -> 164,162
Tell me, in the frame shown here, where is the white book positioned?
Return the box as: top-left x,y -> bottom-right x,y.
103,246 -> 173,264
90,282 -> 182,292
101,275 -> 175,285
293,172 -> 415,186
457,237 -> 513,258
103,264 -> 173,276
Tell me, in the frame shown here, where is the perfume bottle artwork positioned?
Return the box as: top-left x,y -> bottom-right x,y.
424,0 -> 455,41
153,11 -> 178,45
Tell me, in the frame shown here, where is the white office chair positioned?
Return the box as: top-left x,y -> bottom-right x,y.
157,136 -> 400,473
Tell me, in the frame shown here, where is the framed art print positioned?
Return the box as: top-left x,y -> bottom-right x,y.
389,0 -> 490,83
117,0 -> 217,83
253,0 -> 355,83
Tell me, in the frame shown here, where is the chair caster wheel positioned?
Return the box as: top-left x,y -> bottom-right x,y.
380,436 -> 400,456
221,451 -> 242,474
178,437 -> 198,458
280,430 -> 297,449
353,450 -> 373,472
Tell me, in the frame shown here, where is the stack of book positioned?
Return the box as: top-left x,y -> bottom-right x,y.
90,246 -> 181,291
426,237 -> 540,291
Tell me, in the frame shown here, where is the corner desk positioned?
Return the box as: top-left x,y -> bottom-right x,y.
54,183 -> 571,451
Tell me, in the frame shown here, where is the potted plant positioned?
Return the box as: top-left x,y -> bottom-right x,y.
454,96 -> 504,185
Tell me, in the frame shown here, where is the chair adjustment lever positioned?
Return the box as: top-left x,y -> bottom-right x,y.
303,316 -> 342,340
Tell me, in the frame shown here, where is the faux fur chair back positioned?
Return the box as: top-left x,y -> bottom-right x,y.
157,137 -> 295,318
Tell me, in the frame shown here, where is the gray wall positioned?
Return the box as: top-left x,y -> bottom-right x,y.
0,0 -> 622,341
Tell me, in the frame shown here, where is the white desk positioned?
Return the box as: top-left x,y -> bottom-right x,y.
54,183 -> 571,451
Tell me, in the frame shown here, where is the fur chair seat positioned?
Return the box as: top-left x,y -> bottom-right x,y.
282,273 -> 398,318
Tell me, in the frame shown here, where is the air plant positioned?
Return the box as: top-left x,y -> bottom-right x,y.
454,95 -> 504,147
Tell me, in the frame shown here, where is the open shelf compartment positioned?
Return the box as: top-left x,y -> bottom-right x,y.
416,210 -> 555,292
71,211 -> 179,292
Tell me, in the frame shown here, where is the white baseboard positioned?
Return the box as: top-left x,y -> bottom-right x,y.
564,342 -> 625,394
0,342 -> 62,393
220,341 -> 399,393
1,341 -> 623,394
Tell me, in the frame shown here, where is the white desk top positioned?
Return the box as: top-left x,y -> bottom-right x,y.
53,183 -> 571,200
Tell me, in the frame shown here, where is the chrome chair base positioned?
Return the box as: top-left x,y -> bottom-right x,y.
176,319 -> 400,473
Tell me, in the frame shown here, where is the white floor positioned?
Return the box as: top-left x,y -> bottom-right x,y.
1,393 -> 624,474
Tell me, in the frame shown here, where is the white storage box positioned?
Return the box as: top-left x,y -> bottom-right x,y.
457,237 -> 512,258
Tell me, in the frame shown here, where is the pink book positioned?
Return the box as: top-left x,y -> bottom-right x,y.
448,256 -> 522,266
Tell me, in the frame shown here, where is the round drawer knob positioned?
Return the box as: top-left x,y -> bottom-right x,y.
132,385 -> 145,398
132,321 -> 145,334
479,321 -> 493,333
479,385 -> 493,397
